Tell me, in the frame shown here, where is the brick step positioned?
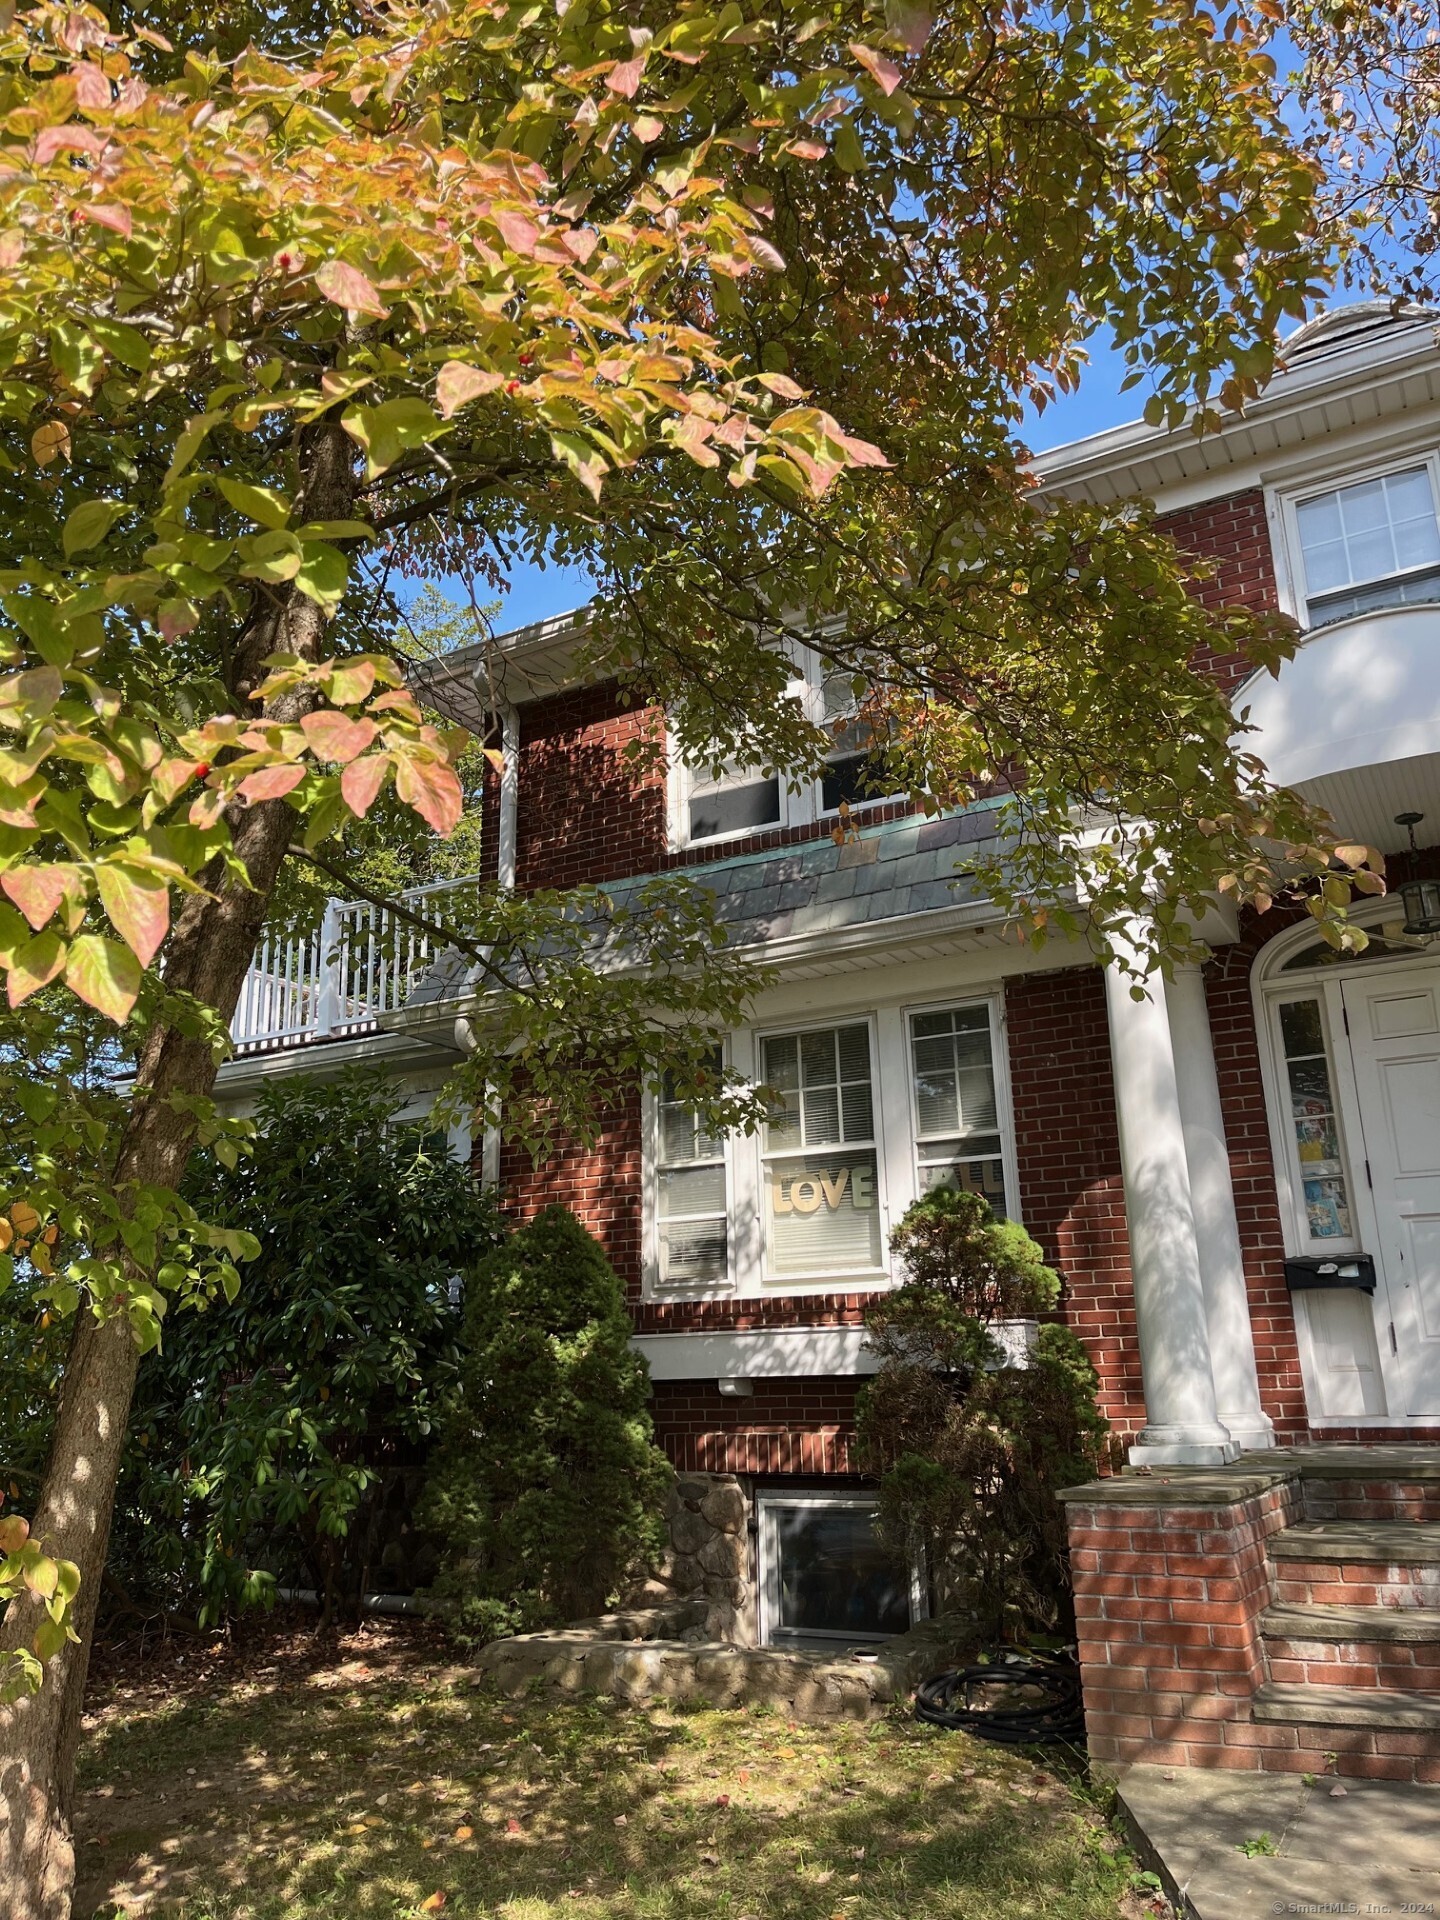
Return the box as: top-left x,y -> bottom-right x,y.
1261,1603 -> 1440,1692
1265,1445 -> 1440,1523
1263,1601 -> 1440,1642
1268,1522 -> 1440,1608
1254,1679 -> 1440,1732
1269,1521 -> 1440,1563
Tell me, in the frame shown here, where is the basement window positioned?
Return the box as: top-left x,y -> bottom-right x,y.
757,1493 -> 918,1646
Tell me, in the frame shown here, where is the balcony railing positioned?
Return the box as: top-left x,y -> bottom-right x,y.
231,875 -> 475,1055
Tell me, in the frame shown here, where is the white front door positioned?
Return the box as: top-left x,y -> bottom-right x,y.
1342,966 -> 1440,1417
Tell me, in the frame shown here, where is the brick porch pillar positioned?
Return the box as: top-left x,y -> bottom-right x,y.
1060,1465 -> 1302,1772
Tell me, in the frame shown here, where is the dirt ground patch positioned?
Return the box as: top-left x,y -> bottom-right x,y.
74,1614 -> 1163,1920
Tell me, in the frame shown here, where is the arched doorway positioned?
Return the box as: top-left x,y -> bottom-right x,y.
1254,904 -> 1440,1424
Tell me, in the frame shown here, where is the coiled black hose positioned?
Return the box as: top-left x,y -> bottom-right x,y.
914,1651 -> 1086,1746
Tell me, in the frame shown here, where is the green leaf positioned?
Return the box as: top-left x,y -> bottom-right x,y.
165,412 -> 225,487
62,499 -> 128,557
238,530 -> 302,583
64,933 -> 143,1024
217,478 -> 292,530
294,542 -> 349,609
51,323 -> 105,398
87,317 -> 152,372
341,399 -> 444,478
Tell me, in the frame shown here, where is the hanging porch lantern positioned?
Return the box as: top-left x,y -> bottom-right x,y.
1395,813 -> 1440,937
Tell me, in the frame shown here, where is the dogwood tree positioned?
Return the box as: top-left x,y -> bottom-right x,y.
0,0 -> 1346,1911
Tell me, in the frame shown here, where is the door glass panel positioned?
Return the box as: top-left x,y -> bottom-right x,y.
1278,995 -> 1354,1241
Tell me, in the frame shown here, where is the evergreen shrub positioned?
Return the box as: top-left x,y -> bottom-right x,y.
856,1186 -> 1111,1642
422,1204 -> 672,1646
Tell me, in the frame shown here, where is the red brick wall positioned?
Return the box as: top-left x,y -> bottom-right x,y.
650,1377 -> 861,1474
509,683 -> 667,892
1156,486 -> 1281,696
495,1086 -> 644,1294
1004,965 -> 1147,1439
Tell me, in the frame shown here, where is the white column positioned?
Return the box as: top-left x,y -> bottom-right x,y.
1104,956 -> 1240,1466
1166,965 -> 1275,1452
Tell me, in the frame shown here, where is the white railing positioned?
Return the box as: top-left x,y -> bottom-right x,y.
231,875 -> 477,1055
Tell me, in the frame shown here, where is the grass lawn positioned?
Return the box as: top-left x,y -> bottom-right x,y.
74,1619 -> 1160,1920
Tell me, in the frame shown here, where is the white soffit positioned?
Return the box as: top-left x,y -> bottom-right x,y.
1033,311 -> 1440,513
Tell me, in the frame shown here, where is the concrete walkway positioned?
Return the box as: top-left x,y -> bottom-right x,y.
1119,1764 -> 1440,1919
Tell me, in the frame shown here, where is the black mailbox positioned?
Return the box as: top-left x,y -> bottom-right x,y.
1283,1253 -> 1377,1295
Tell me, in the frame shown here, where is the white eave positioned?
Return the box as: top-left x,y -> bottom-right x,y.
407,603 -> 594,728
1032,309 -> 1440,512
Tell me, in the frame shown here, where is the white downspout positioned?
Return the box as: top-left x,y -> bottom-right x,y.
474,696 -> 519,1190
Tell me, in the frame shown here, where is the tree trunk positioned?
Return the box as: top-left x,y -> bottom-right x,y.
0,422 -> 355,1920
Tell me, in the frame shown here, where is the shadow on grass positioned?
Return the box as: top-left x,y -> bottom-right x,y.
77,1647 -> 1133,1920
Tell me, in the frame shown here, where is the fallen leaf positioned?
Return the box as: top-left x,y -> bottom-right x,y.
698,1852 -> 720,1867
1330,1784 -> 1348,1797
421,1836 -> 436,1850
738,1769 -> 750,1786
420,1896 -> 447,1913
453,1825 -> 473,1842
505,1817 -> 523,1836
613,1814 -> 628,1827
715,1793 -> 731,1808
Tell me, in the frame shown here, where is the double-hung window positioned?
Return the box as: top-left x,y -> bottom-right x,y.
655,1060 -> 730,1287
760,1021 -> 884,1279
686,762 -> 783,844
908,1005 -> 1010,1217
818,670 -> 904,816
1293,464 -> 1440,627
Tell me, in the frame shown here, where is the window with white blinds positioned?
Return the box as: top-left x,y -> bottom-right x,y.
760,1021 -> 884,1279
655,1060 -> 729,1287
908,1005 -> 1009,1216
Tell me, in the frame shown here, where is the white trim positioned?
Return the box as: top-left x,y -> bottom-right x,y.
1032,312 -> 1440,511
756,1491 -> 926,1648
632,1325 -> 880,1380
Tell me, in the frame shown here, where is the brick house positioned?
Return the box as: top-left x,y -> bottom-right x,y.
220,304 -> 1440,1770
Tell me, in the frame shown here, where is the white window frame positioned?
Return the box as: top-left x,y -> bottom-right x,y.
903,995 -> 1020,1222
665,632 -> 898,852
754,1012 -> 891,1289
1265,989 -> 1362,1256
390,1088 -> 472,1165
1272,448 -> 1440,628
641,990 -> 1020,1302
642,1050 -> 737,1298
757,1490 -> 927,1647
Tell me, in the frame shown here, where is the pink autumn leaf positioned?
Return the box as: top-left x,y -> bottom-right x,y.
496,209 -> 538,256
436,362 -> 505,419
848,42 -> 903,95
340,753 -> 389,819
239,765 -> 307,803
315,260 -> 388,318
95,864 -> 170,970
394,755 -> 463,836
83,203 -> 132,238
2,865 -> 73,932
607,56 -> 645,97
300,711 -> 378,765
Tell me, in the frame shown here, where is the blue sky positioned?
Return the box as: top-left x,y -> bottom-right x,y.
482,333 -> 1140,632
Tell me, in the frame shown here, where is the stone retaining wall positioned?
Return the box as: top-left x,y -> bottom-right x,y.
661,1470 -> 754,1644
474,1611 -> 972,1721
